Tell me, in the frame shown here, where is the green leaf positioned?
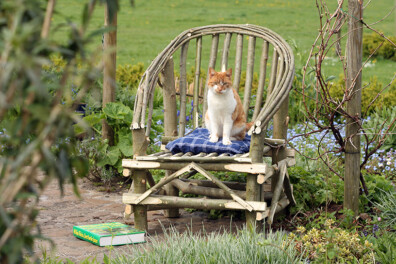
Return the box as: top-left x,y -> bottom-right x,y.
83,113 -> 104,126
97,156 -> 110,167
107,146 -> 121,165
327,248 -> 336,259
73,123 -> 86,135
103,102 -> 133,120
73,113 -> 104,135
103,253 -> 110,264
325,75 -> 336,82
118,134 -> 133,156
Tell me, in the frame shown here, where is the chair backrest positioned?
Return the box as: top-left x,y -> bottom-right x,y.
131,24 -> 294,141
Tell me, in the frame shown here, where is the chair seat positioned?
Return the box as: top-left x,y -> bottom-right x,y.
122,146 -> 295,174
137,151 -> 252,163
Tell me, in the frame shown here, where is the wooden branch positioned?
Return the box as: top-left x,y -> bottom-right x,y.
102,3 -> 117,146
123,193 -> 267,212
178,42 -> 189,136
267,48 -> 279,102
243,36 -> 256,117
133,164 -> 193,204
193,37 -> 202,128
145,87 -> 155,137
173,179 -> 274,201
164,170 -> 179,217
122,159 -> 268,174
267,162 -> 287,225
221,33 -> 232,71
146,170 -> 156,188
161,58 -> 178,137
171,178 -> 249,199
253,41 -> 269,120
123,168 -> 131,177
257,196 -> 289,221
41,0 -> 56,39
233,34 -> 244,92
132,169 -> 147,231
202,34 -> 219,125
132,129 -> 149,157
283,169 -> 296,206
190,163 -> 254,211
180,178 -> 247,191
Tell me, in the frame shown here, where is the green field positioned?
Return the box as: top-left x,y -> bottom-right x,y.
53,0 -> 395,84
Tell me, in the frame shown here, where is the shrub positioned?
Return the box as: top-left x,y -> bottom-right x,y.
116,62 -> 145,89
288,220 -> 375,263
288,166 -> 344,214
0,0 -> 104,261
363,32 -> 396,61
328,75 -> 396,115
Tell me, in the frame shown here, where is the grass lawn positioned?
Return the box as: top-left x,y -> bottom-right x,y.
52,0 -> 395,84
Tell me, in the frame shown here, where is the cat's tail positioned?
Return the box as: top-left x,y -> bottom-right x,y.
246,121 -> 254,131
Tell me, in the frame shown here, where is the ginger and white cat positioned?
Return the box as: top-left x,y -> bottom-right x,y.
205,68 -> 252,145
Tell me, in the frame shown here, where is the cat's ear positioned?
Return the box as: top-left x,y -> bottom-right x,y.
209,67 -> 216,77
226,68 -> 232,77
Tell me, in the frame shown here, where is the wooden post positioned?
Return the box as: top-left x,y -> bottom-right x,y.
131,128 -> 149,231
161,58 -> 180,218
102,3 -> 117,146
247,131 -> 266,230
344,0 -> 363,215
271,81 -> 289,224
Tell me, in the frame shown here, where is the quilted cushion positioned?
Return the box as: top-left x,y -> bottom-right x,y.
165,128 -> 251,155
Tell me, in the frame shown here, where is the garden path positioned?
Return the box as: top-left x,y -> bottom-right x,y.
34,178 -> 245,263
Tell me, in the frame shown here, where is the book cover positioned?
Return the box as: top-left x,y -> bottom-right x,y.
73,222 -> 145,247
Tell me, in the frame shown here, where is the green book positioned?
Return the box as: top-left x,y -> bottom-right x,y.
73,222 -> 145,247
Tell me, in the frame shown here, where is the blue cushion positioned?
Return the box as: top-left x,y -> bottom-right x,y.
166,128 -> 251,155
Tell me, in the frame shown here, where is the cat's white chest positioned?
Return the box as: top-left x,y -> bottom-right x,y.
207,88 -> 236,115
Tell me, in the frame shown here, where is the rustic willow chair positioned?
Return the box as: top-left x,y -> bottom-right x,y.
122,24 -> 296,231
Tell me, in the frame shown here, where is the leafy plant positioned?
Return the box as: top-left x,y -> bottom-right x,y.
288,220 -> 375,263
112,226 -> 304,264
363,32 -> 396,61
76,102 -> 134,173
288,166 -> 344,213
329,76 -> 396,115
370,231 -> 396,264
373,190 -> 396,229
0,0 -> 117,262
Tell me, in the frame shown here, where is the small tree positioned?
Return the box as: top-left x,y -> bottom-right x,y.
295,0 -> 396,213
0,0 -> 118,262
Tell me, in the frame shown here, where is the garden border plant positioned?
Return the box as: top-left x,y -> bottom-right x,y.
0,0 -> 125,262
290,0 -> 395,209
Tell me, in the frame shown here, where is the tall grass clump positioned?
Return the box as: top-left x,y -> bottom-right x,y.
373,190 -> 396,229
113,226 -> 304,264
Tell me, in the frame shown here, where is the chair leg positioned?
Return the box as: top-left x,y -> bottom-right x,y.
133,169 -> 147,231
245,174 -> 259,231
164,170 -> 180,218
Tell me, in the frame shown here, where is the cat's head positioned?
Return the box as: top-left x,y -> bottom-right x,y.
208,68 -> 232,94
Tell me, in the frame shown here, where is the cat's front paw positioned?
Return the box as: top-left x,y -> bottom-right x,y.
209,134 -> 219,143
222,138 -> 232,145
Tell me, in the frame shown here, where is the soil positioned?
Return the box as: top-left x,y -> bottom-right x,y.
34,178 -> 246,263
